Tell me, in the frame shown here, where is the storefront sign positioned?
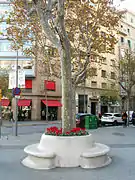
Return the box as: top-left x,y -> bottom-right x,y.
8,70 -> 25,89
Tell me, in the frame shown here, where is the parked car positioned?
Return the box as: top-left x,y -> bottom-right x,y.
76,113 -> 100,128
101,113 -> 123,126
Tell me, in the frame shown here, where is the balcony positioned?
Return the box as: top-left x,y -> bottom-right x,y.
24,69 -> 35,78
0,51 -> 31,61
119,28 -> 128,36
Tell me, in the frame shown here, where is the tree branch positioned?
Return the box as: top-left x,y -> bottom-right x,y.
31,0 -> 60,48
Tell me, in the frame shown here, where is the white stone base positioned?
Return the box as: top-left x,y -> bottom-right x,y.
80,143 -> 112,169
22,155 -> 56,170
22,134 -> 111,169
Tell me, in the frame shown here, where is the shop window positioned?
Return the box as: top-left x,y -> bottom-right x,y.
25,79 -> 32,89
44,80 -> 56,91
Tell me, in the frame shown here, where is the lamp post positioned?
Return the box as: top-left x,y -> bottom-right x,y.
14,50 -> 19,136
0,89 -> 2,138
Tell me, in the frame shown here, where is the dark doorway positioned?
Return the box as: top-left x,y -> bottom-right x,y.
91,102 -> 96,115
101,105 -> 108,115
78,95 -> 88,113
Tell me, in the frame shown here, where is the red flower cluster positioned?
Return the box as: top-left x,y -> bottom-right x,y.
45,126 -> 89,136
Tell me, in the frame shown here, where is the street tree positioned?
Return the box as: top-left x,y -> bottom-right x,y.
4,0 -> 123,132
119,50 -> 135,123
0,68 -> 11,99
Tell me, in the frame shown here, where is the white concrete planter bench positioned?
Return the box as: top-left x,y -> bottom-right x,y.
22,134 -> 111,169
80,143 -> 112,169
22,144 -> 56,170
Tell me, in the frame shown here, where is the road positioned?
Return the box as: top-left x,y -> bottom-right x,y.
1,126 -> 135,180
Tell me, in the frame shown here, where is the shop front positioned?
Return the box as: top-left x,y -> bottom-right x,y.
41,100 -> 62,121
17,99 -> 32,121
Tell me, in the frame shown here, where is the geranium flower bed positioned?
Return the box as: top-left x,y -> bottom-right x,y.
45,126 -> 89,136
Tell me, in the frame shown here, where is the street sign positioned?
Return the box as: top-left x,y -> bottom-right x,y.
13,87 -> 21,96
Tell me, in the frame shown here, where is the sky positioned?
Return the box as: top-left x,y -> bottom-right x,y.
114,0 -> 135,12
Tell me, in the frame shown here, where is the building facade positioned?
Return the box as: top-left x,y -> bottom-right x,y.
0,0 -> 128,121
119,11 -> 135,111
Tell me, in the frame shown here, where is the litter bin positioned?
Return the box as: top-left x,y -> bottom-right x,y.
89,115 -> 98,129
85,116 -> 90,129
85,115 -> 98,129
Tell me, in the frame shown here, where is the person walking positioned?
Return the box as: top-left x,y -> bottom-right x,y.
10,110 -> 14,122
132,111 -> 135,125
122,111 -> 127,127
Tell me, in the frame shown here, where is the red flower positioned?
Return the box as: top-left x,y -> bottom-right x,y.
45,126 -> 88,136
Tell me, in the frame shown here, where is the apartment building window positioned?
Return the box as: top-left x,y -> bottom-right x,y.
102,83 -> 107,89
91,81 -> 97,88
100,56 -> 107,64
48,47 -> 56,56
90,68 -> 97,76
127,28 -> 130,34
111,47 -> 115,54
121,37 -> 124,43
44,80 -> 56,91
111,59 -> 115,66
131,18 -> 134,23
21,79 -> 32,93
101,70 -> 106,78
127,40 -> 131,48
111,72 -> 115,80
0,42 -> 11,51
90,55 -> 97,62
111,83 -> 115,89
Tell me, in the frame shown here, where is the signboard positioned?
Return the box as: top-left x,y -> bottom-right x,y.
8,70 -> 25,89
120,82 -> 127,96
13,87 -> 21,96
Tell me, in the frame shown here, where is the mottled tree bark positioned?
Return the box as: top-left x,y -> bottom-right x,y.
58,46 -> 73,132
71,83 -> 76,128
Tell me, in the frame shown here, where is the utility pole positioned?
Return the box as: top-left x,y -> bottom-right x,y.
45,82 -> 48,121
83,73 -> 86,113
15,50 -> 19,136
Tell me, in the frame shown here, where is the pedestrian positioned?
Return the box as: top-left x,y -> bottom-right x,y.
132,111 -> 135,125
122,111 -> 127,127
10,110 -> 14,122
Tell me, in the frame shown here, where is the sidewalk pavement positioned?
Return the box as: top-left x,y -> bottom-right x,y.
2,120 -> 61,127
1,125 -> 135,147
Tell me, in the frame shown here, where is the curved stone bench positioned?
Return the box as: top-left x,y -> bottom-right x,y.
22,144 -> 56,170
80,143 -> 112,169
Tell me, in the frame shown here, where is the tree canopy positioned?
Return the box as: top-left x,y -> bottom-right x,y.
5,0 -> 124,84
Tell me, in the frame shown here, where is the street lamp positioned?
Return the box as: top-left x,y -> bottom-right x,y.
14,50 -> 19,136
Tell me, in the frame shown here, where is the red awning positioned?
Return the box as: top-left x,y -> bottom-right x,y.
18,99 -> 31,107
1,99 -> 10,106
42,100 -> 62,107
